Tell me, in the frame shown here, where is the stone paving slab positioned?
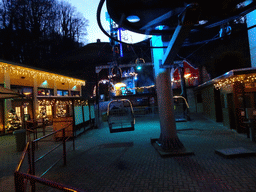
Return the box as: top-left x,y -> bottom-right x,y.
215,147 -> 256,158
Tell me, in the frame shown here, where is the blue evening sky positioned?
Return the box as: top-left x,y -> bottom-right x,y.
66,0 -> 148,45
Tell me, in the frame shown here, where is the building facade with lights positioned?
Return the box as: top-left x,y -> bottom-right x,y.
0,59 -> 86,134
172,60 -> 199,89
195,67 -> 256,134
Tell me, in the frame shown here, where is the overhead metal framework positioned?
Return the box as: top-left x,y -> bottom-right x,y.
100,0 -> 256,153
105,0 -> 256,35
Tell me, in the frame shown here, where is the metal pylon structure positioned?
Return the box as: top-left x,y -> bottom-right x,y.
98,0 -> 256,155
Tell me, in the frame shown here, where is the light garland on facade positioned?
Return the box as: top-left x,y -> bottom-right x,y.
127,85 -> 155,90
214,75 -> 256,90
0,62 -> 85,86
38,99 -> 87,106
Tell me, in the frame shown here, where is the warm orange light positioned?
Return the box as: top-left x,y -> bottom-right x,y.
184,74 -> 191,79
114,82 -> 126,88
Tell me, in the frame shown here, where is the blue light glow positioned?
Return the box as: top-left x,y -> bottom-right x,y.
42,80 -> 47,86
151,36 -> 165,77
155,25 -> 165,30
118,28 -> 124,57
246,1 -> 256,67
127,15 -> 140,23
136,66 -> 142,70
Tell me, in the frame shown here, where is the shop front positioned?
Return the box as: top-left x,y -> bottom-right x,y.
196,68 -> 256,135
0,100 -> 4,133
7,99 -> 33,133
0,59 -> 86,135
37,97 -> 95,137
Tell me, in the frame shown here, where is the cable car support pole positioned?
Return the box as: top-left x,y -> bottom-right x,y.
152,4 -> 199,152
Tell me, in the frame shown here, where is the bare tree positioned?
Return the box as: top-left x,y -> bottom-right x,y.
0,0 -> 88,67
58,1 -> 88,42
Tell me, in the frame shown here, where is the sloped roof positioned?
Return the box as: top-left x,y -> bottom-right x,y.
0,86 -> 23,99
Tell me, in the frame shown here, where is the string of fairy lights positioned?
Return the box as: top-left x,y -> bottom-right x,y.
38,99 -> 88,106
0,62 -> 85,85
214,74 -> 256,90
38,99 -> 88,118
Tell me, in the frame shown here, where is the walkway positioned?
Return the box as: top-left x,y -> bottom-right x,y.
41,114 -> 256,192
1,113 -> 256,191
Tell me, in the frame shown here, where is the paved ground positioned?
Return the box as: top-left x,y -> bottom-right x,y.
1,113 -> 256,192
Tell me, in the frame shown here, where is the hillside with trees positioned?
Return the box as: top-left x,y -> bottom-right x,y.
0,0 -> 88,69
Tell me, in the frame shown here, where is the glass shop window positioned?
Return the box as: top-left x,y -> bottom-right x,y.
57,90 -> 69,96
46,105 -> 52,116
15,107 -> 21,118
24,106 -> 28,115
238,93 -> 253,108
38,88 -> 53,96
71,91 -> 80,96
23,87 -> 33,98
57,90 -> 63,96
63,91 -> 69,96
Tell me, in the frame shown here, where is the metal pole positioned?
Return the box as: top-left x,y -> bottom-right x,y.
88,102 -> 92,126
82,104 -> 85,132
72,99 -> 75,150
31,141 -> 36,192
31,142 -> 35,175
27,143 -> 32,174
14,172 -> 25,192
63,129 -> 67,166
96,73 -> 100,128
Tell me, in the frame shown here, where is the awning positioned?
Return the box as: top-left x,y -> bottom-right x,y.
0,86 -> 23,99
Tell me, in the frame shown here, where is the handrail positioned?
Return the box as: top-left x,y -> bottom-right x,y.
173,95 -> 190,109
15,172 -> 85,192
15,121 -> 78,192
31,123 -> 74,175
33,123 -> 73,143
16,142 -> 30,172
34,142 -> 63,163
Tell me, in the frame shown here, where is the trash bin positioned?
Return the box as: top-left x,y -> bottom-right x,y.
13,129 -> 26,152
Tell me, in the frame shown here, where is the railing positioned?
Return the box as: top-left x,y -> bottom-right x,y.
14,123 -> 84,192
31,125 -> 73,177
26,119 -> 52,144
133,106 -> 157,117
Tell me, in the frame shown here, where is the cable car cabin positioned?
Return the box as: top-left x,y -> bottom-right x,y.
173,96 -> 190,122
107,99 -> 135,133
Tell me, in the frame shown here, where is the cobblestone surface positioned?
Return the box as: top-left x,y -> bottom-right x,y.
1,113 -> 256,192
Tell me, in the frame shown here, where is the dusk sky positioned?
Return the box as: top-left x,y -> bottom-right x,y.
66,0 -> 148,45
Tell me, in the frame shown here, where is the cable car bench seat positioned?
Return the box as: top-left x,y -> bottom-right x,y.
107,99 -> 135,133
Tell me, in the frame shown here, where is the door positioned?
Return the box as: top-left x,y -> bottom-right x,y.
227,93 -> 236,129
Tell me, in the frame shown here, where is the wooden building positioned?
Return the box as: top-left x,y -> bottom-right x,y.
195,68 -> 256,133
0,59 -> 85,134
